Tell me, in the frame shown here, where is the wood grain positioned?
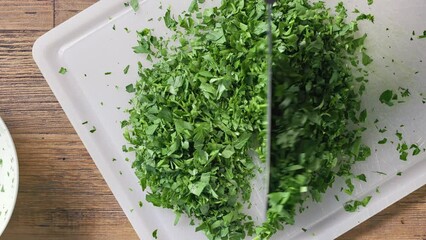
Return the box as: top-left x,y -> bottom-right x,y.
0,1 -> 53,31
0,1 -> 425,240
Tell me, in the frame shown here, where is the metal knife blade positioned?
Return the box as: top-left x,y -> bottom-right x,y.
264,0 -> 275,217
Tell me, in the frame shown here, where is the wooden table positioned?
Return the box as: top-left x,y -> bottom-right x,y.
0,1 -> 424,239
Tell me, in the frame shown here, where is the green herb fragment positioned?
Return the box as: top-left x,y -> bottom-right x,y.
112,24 -> 116,30
396,172 -> 402,176
395,131 -> 403,141
367,0 -> 373,5
356,174 -> 367,182
125,84 -> 135,93
410,144 -> 421,156
123,65 -> 130,74
356,14 -> 375,23
335,195 -> 340,201
378,138 -> 387,144
0,185 -> 4,192
130,0 -> 139,12
90,126 -> 96,133
344,179 -> 355,195
379,90 -> 397,106
105,72 -> 112,75
359,109 -> 367,122
344,196 -> 372,212
396,141 -> 408,158
400,151 -> 408,161
399,87 -> 410,98
362,52 -> 373,66
82,121 -> 88,125
59,67 -> 67,75
152,229 -> 158,239
188,0 -> 199,12
373,171 -> 387,175
418,31 -> 426,39
164,8 -> 177,30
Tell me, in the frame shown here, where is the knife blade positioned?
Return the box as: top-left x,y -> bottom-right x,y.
265,0 -> 275,217
247,0 -> 276,223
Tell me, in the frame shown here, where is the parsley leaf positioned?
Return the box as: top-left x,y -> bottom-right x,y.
344,196 -> 372,212
124,0 -> 376,239
379,90 -> 397,106
59,67 -> 67,75
130,0 -> 139,12
123,65 -> 130,74
152,229 -> 158,239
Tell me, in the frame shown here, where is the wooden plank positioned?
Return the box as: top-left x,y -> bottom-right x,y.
54,0 -> 97,26
0,1 -> 53,30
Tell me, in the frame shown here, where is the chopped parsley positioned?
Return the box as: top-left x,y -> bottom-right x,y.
123,65 -> 130,74
356,13 -> 375,23
152,229 -> 158,239
130,0 -> 139,12
123,0 -> 382,239
379,90 -> 397,106
59,67 -> 67,75
356,174 -> 367,182
344,196 -> 372,212
125,84 -> 135,93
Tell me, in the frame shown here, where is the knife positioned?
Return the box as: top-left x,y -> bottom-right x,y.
247,0 -> 275,224
265,0 -> 275,216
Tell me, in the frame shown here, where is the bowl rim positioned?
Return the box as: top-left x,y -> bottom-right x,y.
0,116 -> 19,236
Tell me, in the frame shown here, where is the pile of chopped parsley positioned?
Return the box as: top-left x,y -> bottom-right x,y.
123,0 -> 373,239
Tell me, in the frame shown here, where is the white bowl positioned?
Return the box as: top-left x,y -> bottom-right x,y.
0,117 -> 19,236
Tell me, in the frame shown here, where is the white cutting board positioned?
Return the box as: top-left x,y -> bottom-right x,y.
33,0 -> 426,239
